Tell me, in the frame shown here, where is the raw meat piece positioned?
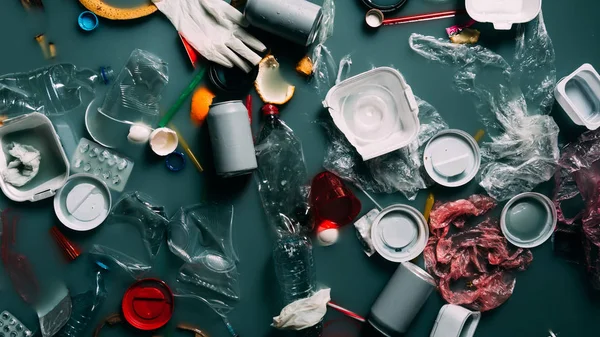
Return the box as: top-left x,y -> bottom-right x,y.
426,196 -> 532,311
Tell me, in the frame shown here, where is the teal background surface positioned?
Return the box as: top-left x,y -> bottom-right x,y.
1,0 -> 600,336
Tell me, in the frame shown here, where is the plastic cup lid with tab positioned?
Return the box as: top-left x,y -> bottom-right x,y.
122,278 -> 174,331
371,204 -> 429,262
53,173 -> 111,231
423,129 -> 481,188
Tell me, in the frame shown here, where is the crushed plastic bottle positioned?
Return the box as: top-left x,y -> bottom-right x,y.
255,105 -> 321,336
0,64 -> 113,116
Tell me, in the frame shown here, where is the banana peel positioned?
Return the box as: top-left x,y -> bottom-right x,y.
79,0 -> 157,20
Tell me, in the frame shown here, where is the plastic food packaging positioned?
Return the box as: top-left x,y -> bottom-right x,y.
323,96 -> 447,200
169,204 -> 240,317
0,64 -> 112,116
466,0 -> 541,30
272,288 -> 331,330
555,63 -> 600,130
553,129 -> 600,290
71,138 -> 134,192
409,13 -> 559,201
111,192 -> 169,260
0,311 -> 34,337
0,113 -> 70,202
99,49 -> 168,126
88,244 -> 152,279
57,268 -> 106,337
425,195 -> 533,311
323,67 -> 420,161
36,282 -> 71,337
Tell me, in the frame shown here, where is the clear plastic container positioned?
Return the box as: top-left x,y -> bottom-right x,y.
323,67 -> 420,161
0,64 -> 112,117
99,49 -> 168,126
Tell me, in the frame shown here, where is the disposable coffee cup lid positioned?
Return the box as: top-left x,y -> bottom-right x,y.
122,279 -> 174,331
371,204 -> 429,262
53,174 -> 111,231
424,129 -> 481,187
500,192 -> 557,248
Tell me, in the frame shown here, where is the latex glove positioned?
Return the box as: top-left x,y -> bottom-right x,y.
153,0 -> 266,72
272,288 -> 331,330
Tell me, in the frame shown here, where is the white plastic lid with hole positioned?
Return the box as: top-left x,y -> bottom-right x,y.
466,0 -> 541,30
54,173 -> 111,231
555,64 -> 600,130
424,130 -> 481,188
323,67 -> 420,161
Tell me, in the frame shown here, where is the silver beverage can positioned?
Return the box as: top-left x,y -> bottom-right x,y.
244,0 -> 323,46
207,100 -> 257,177
369,262 -> 436,336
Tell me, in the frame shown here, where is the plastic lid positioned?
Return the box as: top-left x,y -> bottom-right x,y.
424,129 -> 481,188
53,174 -> 111,231
122,279 -> 174,331
262,104 -> 279,116
78,11 -> 99,31
371,204 -> 429,262
501,192 -> 557,248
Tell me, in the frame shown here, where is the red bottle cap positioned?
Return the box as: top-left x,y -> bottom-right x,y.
122,278 -> 174,331
262,104 -> 279,116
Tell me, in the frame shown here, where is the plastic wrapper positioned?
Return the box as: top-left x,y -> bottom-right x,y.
87,244 -> 151,280
323,97 -> 448,200
0,64 -> 103,116
169,204 -> 240,316
409,13 -> 558,201
424,195 -> 533,311
36,283 -> 71,337
310,0 -> 336,94
255,115 -> 311,236
553,129 -> 600,290
99,49 -> 168,126
111,192 -> 168,260
353,208 -> 380,256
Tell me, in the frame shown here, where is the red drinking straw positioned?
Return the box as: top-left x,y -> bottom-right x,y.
383,10 -> 466,26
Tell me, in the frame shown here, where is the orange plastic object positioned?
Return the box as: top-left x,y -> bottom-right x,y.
190,87 -> 215,126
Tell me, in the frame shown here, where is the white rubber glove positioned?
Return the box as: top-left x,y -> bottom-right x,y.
153,0 -> 266,72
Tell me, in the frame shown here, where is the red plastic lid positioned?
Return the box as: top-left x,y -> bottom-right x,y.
262,104 -> 279,116
122,278 -> 174,331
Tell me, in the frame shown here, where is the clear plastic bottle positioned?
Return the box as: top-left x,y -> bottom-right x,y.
0,64 -> 113,116
273,235 -> 316,304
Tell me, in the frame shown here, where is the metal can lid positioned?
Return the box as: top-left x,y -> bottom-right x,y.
423,129 -> 481,188
122,279 -> 174,331
371,204 -> 429,263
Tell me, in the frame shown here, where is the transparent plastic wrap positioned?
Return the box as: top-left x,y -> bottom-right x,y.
409,13 -> 558,201
255,114 -> 311,236
99,49 -> 168,126
0,64 -> 110,116
310,0 -> 336,94
169,204 -> 240,317
553,129 -> 600,290
87,244 -> 151,279
111,192 -> 169,260
323,96 -> 448,200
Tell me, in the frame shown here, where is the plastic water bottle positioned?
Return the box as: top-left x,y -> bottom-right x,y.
0,64 -> 113,116
273,235 -> 316,304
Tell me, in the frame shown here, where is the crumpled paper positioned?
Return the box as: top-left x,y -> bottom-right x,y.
272,288 -> 330,330
409,13 -> 558,201
2,142 -> 41,187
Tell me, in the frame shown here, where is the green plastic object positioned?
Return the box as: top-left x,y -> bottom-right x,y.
157,67 -> 206,128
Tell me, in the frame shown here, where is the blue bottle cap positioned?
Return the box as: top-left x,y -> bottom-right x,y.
78,11 -> 99,31
165,151 -> 186,172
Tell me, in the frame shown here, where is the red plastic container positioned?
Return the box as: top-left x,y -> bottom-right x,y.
310,172 -> 361,230
122,278 -> 174,331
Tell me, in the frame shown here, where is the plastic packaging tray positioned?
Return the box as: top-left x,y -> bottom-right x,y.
466,0 -> 541,30
555,63 -> 600,130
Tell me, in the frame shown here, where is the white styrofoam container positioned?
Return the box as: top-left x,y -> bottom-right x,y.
323,67 -> 420,161
466,0 -> 541,30
555,64 -> 600,130
0,113 -> 70,202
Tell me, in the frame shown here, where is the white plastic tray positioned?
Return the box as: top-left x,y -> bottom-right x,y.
555,64 -> 600,130
466,0 -> 541,30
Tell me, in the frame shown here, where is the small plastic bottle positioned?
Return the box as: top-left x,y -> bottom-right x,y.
0,64 -> 113,116
273,234 -> 316,304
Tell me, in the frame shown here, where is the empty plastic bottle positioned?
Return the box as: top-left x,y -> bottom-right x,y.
0,64 -> 113,116
273,235 -> 316,304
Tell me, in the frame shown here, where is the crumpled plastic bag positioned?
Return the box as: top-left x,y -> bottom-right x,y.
272,288 -> 330,330
409,13 -> 558,201
87,244 -> 151,280
169,204 -> 240,316
111,192 -> 168,260
310,0 -> 336,95
553,129 -> 600,290
323,96 -> 448,200
424,195 -> 533,311
2,142 -> 41,187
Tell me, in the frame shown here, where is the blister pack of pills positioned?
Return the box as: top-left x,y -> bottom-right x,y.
71,138 -> 134,192
0,311 -> 33,337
